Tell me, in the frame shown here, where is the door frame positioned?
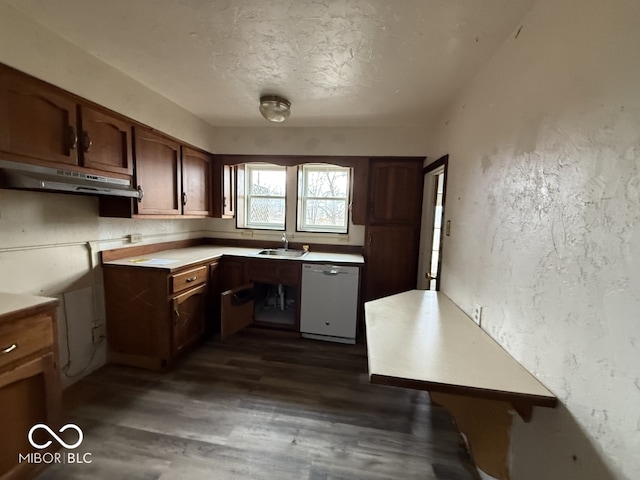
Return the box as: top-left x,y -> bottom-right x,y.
417,155 -> 448,291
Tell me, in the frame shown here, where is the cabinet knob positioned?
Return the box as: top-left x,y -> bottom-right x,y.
1,343 -> 18,354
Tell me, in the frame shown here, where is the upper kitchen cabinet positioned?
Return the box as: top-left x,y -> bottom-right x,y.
182,146 -> 213,216
78,104 -> 133,176
367,159 -> 424,225
0,66 -> 78,167
134,127 -> 182,215
100,128 -> 214,218
212,158 -> 236,218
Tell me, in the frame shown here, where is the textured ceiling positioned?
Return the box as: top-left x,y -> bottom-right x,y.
3,0 -> 536,127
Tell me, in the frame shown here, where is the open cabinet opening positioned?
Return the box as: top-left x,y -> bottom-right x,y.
253,283 -> 297,327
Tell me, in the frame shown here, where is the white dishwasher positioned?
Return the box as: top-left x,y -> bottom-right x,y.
300,263 -> 359,344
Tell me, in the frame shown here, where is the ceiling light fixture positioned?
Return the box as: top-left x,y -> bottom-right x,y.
259,95 -> 291,123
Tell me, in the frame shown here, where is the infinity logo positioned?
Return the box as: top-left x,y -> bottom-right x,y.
28,424 -> 84,450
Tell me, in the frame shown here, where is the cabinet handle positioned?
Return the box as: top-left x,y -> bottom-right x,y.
1,343 -> 18,354
137,186 -> 144,202
68,126 -> 78,150
368,234 -> 372,246
174,309 -> 180,325
185,276 -> 197,283
182,192 -> 188,206
223,196 -> 228,208
82,131 -> 92,152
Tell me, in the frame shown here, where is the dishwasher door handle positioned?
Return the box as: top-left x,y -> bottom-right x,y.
323,269 -> 340,275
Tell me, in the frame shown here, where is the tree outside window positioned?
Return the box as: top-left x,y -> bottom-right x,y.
243,164 -> 286,230
298,165 -> 350,233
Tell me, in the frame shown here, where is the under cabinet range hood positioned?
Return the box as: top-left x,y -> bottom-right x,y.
0,159 -> 141,199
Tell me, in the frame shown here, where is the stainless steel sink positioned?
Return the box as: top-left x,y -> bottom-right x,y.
257,248 -> 307,258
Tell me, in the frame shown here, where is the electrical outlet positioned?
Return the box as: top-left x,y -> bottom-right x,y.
128,233 -> 142,243
472,304 -> 483,326
92,324 -> 106,343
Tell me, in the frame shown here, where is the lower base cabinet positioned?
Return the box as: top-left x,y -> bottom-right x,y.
0,301 -> 61,480
104,263 -> 209,370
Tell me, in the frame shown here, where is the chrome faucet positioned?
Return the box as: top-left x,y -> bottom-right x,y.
281,232 -> 288,250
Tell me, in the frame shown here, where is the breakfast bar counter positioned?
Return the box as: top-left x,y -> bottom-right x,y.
364,290 -> 557,421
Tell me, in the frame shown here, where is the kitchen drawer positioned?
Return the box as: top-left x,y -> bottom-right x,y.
247,260 -> 300,285
171,265 -> 207,294
0,314 -> 54,370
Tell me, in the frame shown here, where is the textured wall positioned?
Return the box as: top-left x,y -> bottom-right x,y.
433,0 -> 640,478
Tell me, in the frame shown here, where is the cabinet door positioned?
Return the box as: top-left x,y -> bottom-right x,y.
222,164 -> 235,218
220,284 -> 254,340
79,105 -> 133,175
0,354 -> 60,478
364,225 -> 420,301
0,68 -> 78,166
172,284 -> 207,355
134,127 -> 181,215
368,159 -> 423,224
182,147 -> 212,216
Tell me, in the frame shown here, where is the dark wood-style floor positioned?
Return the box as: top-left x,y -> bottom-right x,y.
37,330 -> 479,480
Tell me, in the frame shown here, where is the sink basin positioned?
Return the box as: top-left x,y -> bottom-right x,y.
257,248 -> 307,258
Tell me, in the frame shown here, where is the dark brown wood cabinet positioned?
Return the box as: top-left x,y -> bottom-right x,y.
78,104 -> 133,176
100,129 -> 213,218
172,283 -> 207,355
367,159 -> 424,225
0,65 -> 135,179
134,127 -> 182,216
0,299 -> 61,480
364,158 -> 424,301
0,68 -> 78,167
103,263 -> 208,370
182,147 -> 212,216
365,225 -> 421,300
212,159 -> 236,218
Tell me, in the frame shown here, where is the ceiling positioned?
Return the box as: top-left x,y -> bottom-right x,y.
4,0 -> 536,128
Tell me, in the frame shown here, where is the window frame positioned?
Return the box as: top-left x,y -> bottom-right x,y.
296,164 -> 351,234
236,163 -> 287,231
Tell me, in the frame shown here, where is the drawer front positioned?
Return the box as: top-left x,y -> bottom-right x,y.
171,265 -> 207,294
247,260 -> 300,285
0,314 -> 54,370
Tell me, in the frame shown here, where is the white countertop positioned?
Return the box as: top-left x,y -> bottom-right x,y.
365,290 -> 556,406
103,245 -> 364,271
0,292 -> 59,320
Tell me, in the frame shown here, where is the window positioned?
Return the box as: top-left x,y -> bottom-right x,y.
237,164 -> 287,230
236,162 -> 352,233
297,164 -> 350,233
